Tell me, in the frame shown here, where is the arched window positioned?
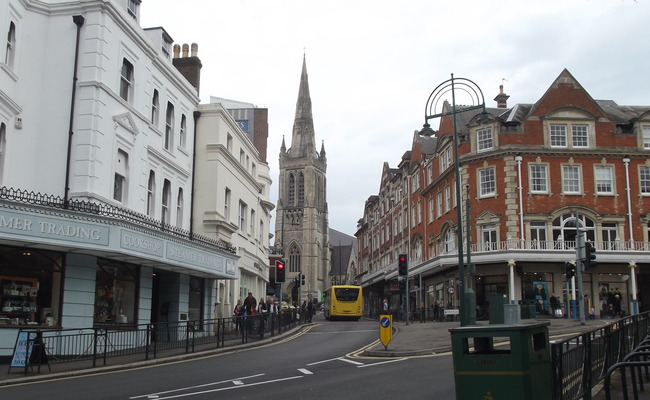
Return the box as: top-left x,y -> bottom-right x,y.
147,171 -> 155,217
444,229 -> 455,253
298,173 -> 305,204
289,244 -> 301,273
552,212 -> 595,249
162,179 -> 171,224
176,188 -> 184,227
288,173 -> 295,205
151,89 -> 159,125
113,149 -> 128,203
5,22 -> 15,68
179,114 -> 187,149
165,102 -> 174,150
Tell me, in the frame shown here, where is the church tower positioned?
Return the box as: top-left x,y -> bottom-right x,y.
275,55 -> 329,303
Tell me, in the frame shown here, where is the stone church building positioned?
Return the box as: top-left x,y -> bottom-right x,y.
274,56 -> 330,304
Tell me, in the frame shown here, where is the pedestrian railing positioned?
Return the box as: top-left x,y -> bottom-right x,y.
551,312 -> 650,400
602,339 -> 650,400
9,309 -> 306,376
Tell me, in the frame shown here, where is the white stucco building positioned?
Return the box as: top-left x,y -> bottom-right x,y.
193,99 -> 273,318
0,0 -> 237,357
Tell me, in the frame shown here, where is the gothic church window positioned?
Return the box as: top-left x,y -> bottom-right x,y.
289,244 -> 301,273
298,173 -> 305,204
289,173 -> 295,205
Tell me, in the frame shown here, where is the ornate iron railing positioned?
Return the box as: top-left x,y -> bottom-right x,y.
0,186 -> 236,254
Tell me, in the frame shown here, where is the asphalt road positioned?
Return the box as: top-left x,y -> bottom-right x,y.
0,315 -> 456,399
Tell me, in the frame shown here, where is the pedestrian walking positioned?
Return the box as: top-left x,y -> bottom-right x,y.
243,292 -> 257,333
550,294 -> 560,318
307,299 -> 314,322
233,299 -> 243,332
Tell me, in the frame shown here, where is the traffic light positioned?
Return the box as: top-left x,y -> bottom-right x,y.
565,261 -> 575,279
301,274 -> 305,286
584,242 -> 597,269
398,254 -> 408,276
275,260 -> 286,283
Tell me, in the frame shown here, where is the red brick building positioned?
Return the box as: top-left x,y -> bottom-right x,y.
356,69 -> 650,320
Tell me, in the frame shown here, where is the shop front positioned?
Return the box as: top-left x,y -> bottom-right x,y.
0,201 -> 237,358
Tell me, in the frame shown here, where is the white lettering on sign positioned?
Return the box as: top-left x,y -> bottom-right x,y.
122,234 -> 162,253
169,247 -> 219,267
38,221 -> 101,240
0,215 -> 33,231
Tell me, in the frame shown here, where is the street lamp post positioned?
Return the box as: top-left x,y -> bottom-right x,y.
420,74 -> 489,326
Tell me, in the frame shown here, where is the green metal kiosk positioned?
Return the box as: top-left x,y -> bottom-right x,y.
449,322 -> 551,400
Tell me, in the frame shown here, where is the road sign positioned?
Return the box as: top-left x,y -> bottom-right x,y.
379,314 -> 392,349
448,286 -> 455,294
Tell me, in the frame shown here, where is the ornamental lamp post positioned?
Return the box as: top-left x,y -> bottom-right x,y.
419,74 -> 490,326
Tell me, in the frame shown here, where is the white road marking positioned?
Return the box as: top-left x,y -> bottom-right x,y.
358,358 -> 407,368
129,374 -> 265,399
152,376 -> 304,399
298,368 -> 313,375
307,356 -> 346,365
337,357 -> 364,366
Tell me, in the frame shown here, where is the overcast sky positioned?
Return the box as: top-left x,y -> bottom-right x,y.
141,0 -> 649,238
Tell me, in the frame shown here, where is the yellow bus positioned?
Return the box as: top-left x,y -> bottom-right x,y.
323,285 -> 363,320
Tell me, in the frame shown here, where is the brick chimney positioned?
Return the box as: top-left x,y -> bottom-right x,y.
173,42 -> 202,96
493,84 -> 510,109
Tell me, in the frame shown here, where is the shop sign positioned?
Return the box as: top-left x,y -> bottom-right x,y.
0,210 -> 109,246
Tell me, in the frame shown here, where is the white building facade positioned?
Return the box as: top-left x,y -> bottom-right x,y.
193,100 -> 273,318
0,0 -> 237,357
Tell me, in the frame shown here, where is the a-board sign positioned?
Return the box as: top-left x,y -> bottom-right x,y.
10,331 -> 33,368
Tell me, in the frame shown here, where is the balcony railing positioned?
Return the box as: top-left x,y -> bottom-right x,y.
433,239 -> 650,256
0,186 -> 236,254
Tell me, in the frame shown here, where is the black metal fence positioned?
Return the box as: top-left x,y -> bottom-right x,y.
551,312 -> 650,400
9,309 -> 306,376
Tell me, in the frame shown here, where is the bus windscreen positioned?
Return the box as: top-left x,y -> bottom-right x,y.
334,287 -> 359,302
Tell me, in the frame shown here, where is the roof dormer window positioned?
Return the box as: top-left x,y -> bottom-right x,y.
127,0 -> 140,20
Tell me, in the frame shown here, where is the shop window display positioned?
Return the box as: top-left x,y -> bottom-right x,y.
0,246 -> 62,327
94,259 -> 138,325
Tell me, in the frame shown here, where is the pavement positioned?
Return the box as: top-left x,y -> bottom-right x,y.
363,315 -> 614,357
0,315 -> 627,394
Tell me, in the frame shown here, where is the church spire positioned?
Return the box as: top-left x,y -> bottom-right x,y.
289,55 -> 317,158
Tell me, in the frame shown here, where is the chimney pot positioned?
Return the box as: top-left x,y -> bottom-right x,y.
182,43 -> 189,58
173,44 -> 180,59
191,43 -> 198,57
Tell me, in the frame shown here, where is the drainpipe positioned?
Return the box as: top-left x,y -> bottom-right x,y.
515,155 -> 525,245
623,157 -> 638,314
190,111 -> 201,239
64,15 -> 85,209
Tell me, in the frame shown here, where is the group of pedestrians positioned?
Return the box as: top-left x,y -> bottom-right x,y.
232,292 -> 282,333
301,299 -> 316,322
